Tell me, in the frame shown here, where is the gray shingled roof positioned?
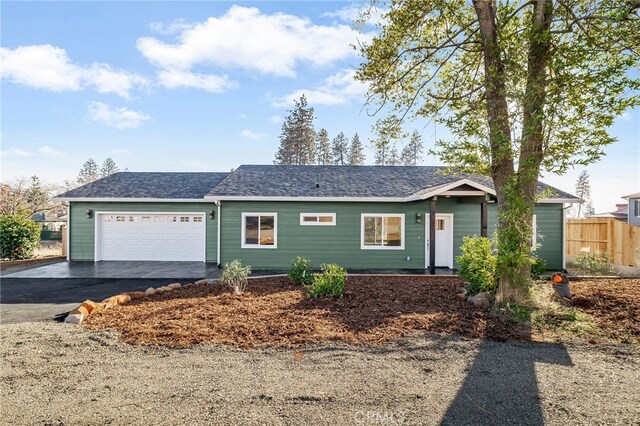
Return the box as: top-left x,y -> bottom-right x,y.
57,166 -> 578,201
58,172 -> 229,199
207,165 -> 579,200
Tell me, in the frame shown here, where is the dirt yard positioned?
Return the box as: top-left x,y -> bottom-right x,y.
85,276 -> 530,348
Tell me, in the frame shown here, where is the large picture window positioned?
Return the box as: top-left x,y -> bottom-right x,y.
361,214 -> 405,250
242,213 -> 277,248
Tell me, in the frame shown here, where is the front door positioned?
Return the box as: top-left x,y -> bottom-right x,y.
425,214 -> 454,268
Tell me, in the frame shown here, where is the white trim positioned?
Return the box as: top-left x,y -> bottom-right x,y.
216,203 -> 221,265
562,205 -> 568,270
440,190 -> 486,196
360,213 -> 405,250
408,179 -> 496,201
54,197 -> 214,203
537,198 -> 581,204
208,195 -> 407,202
425,213 -> 454,269
66,205 -> 70,261
241,212 -> 278,249
299,213 -> 336,226
94,211 -> 207,262
532,214 -> 537,250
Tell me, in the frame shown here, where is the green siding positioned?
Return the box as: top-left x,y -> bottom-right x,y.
68,202 -> 217,261
220,201 -> 427,269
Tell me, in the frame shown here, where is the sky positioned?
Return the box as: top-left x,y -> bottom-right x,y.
1,1 -> 638,213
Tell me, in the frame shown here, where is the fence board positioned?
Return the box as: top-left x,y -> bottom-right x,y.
566,218 -> 639,266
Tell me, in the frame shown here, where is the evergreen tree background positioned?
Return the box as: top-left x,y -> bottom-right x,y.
315,129 -> 332,165
574,171 -> 595,217
274,95 -> 317,165
331,132 -> 350,165
100,158 -> 119,177
348,133 -> 365,165
400,131 -> 424,166
77,158 -> 99,185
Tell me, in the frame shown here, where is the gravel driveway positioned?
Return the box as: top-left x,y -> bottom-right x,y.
1,322 -> 639,425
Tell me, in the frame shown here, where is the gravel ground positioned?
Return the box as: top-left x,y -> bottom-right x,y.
1,322 -> 639,425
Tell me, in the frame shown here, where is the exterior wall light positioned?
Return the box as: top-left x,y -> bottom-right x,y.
416,212 -> 422,223
209,210 -> 215,220
85,209 -> 93,219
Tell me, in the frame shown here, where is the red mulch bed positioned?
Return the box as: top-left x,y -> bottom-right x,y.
571,278 -> 640,343
84,276 -> 530,349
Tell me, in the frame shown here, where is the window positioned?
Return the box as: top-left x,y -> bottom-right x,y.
300,213 -> 336,226
436,219 -> 445,231
180,216 -> 190,222
103,216 -> 113,222
193,216 -> 203,223
116,216 -> 125,222
141,216 -> 151,222
635,200 -> 640,217
154,216 -> 164,222
242,213 -> 277,248
361,214 -> 405,250
169,216 -> 177,222
128,216 -> 138,222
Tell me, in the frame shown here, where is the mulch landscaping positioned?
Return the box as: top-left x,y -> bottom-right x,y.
84,276 -> 640,349
571,278 -> 640,343
84,276 -> 529,348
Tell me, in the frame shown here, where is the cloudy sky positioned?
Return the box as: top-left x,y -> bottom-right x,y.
1,1 -> 638,213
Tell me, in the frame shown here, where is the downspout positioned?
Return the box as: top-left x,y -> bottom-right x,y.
216,201 -> 221,267
66,202 -> 71,262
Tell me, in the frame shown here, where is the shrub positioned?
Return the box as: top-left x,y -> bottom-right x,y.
288,256 -> 313,285
456,236 -> 497,295
530,256 -> 546,278
306,263 -> 347,298
575,251 -> 614,276
220,259 -> 251,294
0,215 -> 41,260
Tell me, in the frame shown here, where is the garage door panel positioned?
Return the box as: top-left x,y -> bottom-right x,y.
98,213 -> 205,262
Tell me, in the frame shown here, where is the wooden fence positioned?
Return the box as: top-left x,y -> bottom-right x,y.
566,218 -> 639,266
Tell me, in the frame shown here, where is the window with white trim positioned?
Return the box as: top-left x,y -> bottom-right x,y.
180,216 -> 190,222
116,216 -> 125,222
242,213 -> 277,248
193,216 -> 203,223
361,214 -> 405,249
300,213 -> 336,226
634,200 -> 640,217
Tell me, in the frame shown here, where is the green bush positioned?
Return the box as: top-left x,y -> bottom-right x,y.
288,256 -> 313,285
530,256 -> 546,278
220,259 -> 252,294
575,251 -> 613,276
0,215 -> 41,260
456,236 -> 497,295
306,263 -> 347,298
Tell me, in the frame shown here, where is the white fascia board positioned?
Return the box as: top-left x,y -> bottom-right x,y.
407,178 -> 497,201
54,197 -> 214,203
204,195 -> 407,202
537,198 -> 581,204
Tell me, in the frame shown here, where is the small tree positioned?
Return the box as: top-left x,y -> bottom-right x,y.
100,157 -> 119,178
348,133 -> 366,165
315,129 -> 333,165
574,171 -> 593,217
77,158 -> 99,185
371,116 -> 407,166
0,215 -> 41,260
400,131 -> 424,166
331,132 -> 350,165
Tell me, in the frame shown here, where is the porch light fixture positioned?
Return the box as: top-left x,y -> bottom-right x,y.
209,210 -> 215,220
416,212 -> 422,223
85,209 -> 93,219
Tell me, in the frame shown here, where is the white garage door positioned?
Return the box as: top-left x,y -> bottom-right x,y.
97,213 -> 205,261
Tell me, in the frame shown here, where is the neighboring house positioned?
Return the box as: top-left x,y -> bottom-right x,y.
55,166 -> 580,273
587,204 -> 628,222
623,192 -> 640,227
32,211 -> 68,240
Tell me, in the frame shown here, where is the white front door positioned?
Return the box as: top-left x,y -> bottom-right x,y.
96,213 -> 206,262
425,214 -> 454,268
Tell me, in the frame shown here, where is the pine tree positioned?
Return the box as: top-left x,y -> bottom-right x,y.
331,132 -> 350,165
400,131 -> 424,166
77,158 -> 99,185
574,170 -> 593,217
274,95 -> 317,165
348,133 -> 365,165
315,129 -> 332,165
371,116 -> 406,166
100,157 -> 119,177
388,145 -> 400,166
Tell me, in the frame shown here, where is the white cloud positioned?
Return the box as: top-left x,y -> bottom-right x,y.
0,45 -> 148,99
38,145 -> 65,156
240,129 -> 267,141
137,5 -> 370,78
1,147 -> 33,157
270,69 -> 368,108
269,115 -> 281,124
87,101 -> 151,129
323,3 -> 388,26
148,19 -> 194,35
157,69 -> 237,93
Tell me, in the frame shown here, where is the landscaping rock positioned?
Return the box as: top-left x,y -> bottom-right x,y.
160,286 -> 172,292
81,300 -> 98,314
91,303 -> 107,314
113,294 -> 131,305
468,292 -> 492,309
155,287 -> 165,294
195,279 -> 211,285
167,283 -> 181,290
102,297 -> 118,309
70,305 -> 90,319
145,287 -> 157,296
64,313 -> 83,324
122,291 -> 146,300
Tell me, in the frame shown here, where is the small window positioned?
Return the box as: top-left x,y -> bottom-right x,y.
180,216 -> 190,222
242,213 -> 277,248
300,213 -> 336,226
193,216 -> 203,223
635,200 -> 640,217
141,216 -> 151,222
361,214 -> 405,250
116,216 -> 125,222
436,219 -> 445,231
128,216 -> 138,222
169,216 -> 177,222
103,216 -> 113,222
154,216 -> 164,222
